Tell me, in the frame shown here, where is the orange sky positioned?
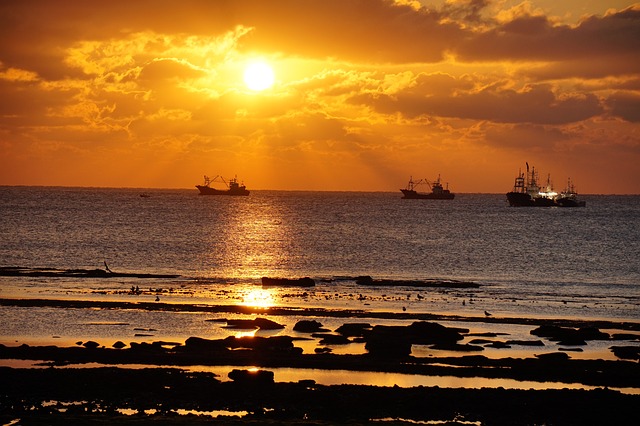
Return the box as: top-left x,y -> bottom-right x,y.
1,0 -> 639,193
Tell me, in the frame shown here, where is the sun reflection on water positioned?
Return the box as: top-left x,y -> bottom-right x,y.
209,195 -> 295,280
241,288 -> 275,309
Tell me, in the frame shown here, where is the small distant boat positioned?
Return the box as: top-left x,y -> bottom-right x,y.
506,163 -> 585,207
401,175 -> 454,199
196,175 -> 250,196
556,177 -> 586,207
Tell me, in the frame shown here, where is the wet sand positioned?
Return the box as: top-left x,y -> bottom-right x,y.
1,297 -> 640,424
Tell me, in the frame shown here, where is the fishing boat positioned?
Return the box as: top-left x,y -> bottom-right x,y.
400,175 -> 455,199
506,164 -> 584,207
196,175 -> 250,196
556,177 -> 586,207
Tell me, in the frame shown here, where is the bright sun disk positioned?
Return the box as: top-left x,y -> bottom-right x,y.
243,61 -> 275,91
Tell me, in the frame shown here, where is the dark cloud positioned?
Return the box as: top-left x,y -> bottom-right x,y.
1,1 -> 638,72
456,6 -> 640,67
352,82 -> 603,125
606,91 -> 640,122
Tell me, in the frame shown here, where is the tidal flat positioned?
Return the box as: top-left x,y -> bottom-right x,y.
1,297 -> 639,425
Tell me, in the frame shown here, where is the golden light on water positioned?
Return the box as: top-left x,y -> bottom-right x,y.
213,196 -> 294,280
242,288 -> 275,309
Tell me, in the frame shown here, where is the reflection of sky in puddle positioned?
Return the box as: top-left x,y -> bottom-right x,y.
182,365 -> 639,395
116,408 -> 248,417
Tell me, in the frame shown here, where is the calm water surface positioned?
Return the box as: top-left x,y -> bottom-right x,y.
1,187 -> 639,324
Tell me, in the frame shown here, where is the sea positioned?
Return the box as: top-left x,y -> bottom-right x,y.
1,186 -> 639,352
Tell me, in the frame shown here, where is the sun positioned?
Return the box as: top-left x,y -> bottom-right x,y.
243,60 -> 275,91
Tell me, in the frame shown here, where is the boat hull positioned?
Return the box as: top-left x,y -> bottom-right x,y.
401,189 -> 455,200
507,192 -> 584,207
556,197 -> 586,207
196,185 -> 250,196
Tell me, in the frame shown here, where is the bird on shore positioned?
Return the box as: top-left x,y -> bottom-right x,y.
484,310 -> 492,317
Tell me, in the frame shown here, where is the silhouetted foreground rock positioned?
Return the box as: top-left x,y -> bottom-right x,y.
1,367 -> 638,425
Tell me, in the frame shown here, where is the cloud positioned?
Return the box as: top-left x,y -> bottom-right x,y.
352,77 -> 603,125
606,91 -> 640,122
455,5 -> 640,70
0,0 -> 638,192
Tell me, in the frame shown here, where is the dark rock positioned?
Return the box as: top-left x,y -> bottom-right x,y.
355,275 -> 480,288
293,320 -> 327,333
253,318 -> 285,330
611,333 -> 640,341
530,325 -> 609,346
363,322 -> 467,357
83,341 -> 100,349
535,352 -> 570,361
610,346 -> 640,360
578,327 -> 610,340
335,323 -> 372,337
261,277 -> 315,287
224,317 -> 284,330
407,321 -> 465,345
129,342 -> 164,352
228,369 -> 274,385
365,328 -> 411,358
311,333 -> 351,345
112,341 -> 126,349
184,336 -> 226,351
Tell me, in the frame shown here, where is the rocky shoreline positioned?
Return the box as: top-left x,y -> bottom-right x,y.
2,366 -> 638,425
1,296 -> 640,424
